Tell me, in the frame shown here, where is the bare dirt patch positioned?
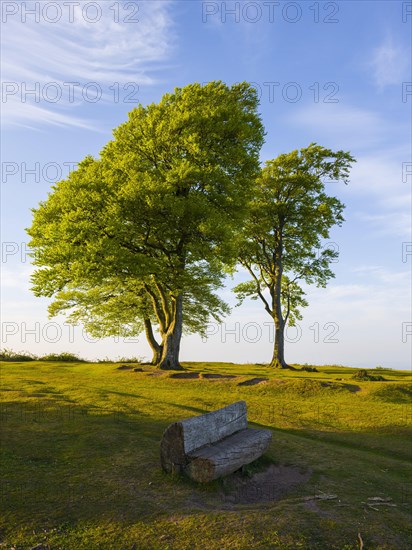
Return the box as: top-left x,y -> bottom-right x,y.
342,383 -> 361,393
200,374 -> 237,380
219,464 -> 312,506
237,377 -> 269,386
169,372 -> 200,379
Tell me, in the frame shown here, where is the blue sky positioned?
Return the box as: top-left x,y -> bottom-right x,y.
1,0 -> 411,368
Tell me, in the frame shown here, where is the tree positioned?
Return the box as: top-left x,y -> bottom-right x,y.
47,275 -> 229,365
234,144 -> 355,369
27,81 -> 264,369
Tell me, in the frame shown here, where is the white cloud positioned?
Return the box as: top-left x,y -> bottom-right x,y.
286,106 -> 410,238
1,1 -> 176,129
310,267 -> 411,319
345,152 -> 412,237
359,211 -> 411,238
287,103 -> 388,151
2,99 -> 97,131
0,264 -> 34,291
349,153 -> 405,196
369,37 -> 410,89
291,103 -> 381,132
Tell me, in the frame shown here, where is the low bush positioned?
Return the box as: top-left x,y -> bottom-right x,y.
40,352 -> 86,362
352,369 -> 385,381
0,348 -> 37,361
113,356 -> 143,363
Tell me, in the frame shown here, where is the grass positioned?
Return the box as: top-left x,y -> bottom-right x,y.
1,361 -> 411,549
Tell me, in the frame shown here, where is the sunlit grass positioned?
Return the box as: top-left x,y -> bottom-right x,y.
1,361 -> 411,549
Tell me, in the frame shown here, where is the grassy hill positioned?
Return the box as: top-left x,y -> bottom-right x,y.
1,361 -> 411,549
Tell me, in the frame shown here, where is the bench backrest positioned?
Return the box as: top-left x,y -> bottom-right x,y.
160,401 -> 248,474
179,400 -> 247,454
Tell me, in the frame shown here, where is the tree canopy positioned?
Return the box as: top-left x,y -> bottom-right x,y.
234,143 -> 356,368
27,81 -> 265,369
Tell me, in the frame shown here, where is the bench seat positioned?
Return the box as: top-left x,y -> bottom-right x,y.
186,427 -> 272,482
160,401 -> 272,482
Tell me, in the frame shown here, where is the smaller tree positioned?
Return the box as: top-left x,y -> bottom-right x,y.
235,143 -> 355,368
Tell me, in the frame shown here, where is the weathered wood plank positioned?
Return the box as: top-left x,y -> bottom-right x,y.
180,401 -> 247,454
185,428 -> 272,482
160,401 -> 248,473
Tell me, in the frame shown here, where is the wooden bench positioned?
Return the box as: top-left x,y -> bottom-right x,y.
160,401 -> 272,482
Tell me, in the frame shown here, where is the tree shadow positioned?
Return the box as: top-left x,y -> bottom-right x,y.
1,397 -> 410,536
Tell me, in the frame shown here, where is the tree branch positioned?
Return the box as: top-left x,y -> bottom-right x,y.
143,283 -> 167,332
153,279 -> 172,328
240,258 -> 272,316
283,284 -> 291,326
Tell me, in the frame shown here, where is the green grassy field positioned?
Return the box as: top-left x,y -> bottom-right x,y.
1,361 -> 411,549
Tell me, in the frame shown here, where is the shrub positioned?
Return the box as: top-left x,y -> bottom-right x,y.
113,356 -> 143,363
352,369 -> 385,381
40,352 -> 86,362
0,348 -> 37,361
96,356 -> 144,364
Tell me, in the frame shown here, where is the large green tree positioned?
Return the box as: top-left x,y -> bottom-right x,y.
27,81 -> 264,369
234,144 -> 355,368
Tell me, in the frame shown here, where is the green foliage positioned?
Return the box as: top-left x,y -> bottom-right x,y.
0,348 -> 37,361
40,352 -> 86,362
352,369 -> 386,381
234,143 -> 355,366
96,356 -> 144,364
300,365 -> 318,372
27,82 -> 264,367
0,349 -> 86,362
280,276 -> 309,327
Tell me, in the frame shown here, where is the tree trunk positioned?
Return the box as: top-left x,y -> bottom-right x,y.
270,317 -> 289,368
143,318 -> 163,365
157,295 -> 184,370
151,346 -> 163,365
270,235 -> 292,369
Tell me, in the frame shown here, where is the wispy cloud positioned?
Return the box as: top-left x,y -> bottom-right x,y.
349,151 -> 410,197
287,103 -> 388,151
308,269 -> 411,334
348,266 -> 411,287
369,36 -> 410,89
347,152 -> 411,237
288,101 -> 410,239
2,100 -> 96,131
358,211 -> 411,238
1,1 -> 176,129
0,264 -> 34,291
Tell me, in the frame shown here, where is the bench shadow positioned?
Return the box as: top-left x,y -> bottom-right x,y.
2,398 -> 410,529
